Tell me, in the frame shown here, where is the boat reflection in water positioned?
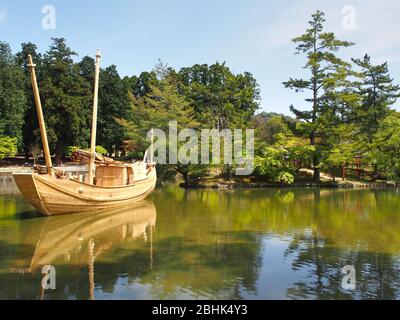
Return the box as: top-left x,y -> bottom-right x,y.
11,201 -> 156,300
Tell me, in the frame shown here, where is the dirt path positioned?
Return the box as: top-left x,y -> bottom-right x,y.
299,168 -> 392,188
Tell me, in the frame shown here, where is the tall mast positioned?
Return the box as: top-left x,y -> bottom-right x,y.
88,49 -> 101,184
27,55 -> 54,177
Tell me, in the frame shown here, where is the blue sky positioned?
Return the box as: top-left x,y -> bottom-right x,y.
1,0 -> 399,115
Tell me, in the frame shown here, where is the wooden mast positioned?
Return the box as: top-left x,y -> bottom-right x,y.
27,55 -> 54,177
88,49 -> 101,184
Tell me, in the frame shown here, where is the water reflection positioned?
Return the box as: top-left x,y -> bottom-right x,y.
0,182 -> 400,299
150,187 -> 400,299
27,201 -> 156,271
285,230 -> 400,299
0,194 -> 156,300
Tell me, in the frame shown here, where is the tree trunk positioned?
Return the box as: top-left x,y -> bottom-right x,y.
24,146 -> 30,161
313,164 -> 320,182
55,141 -> 62,166
310,132 -> 320,182
311,46 -> 320,184
342,164 -> 346,181
182,172 -> 189,186
225,164 -> 232,180
371,163 -> 379,181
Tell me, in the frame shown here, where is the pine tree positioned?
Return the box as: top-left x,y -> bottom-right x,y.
41,38 -> 92,165
121,74 -> 201,184
16,42 -> 43,159
97,65 -> 131,156
352,54 -> 400,142
283,11 -> 354,182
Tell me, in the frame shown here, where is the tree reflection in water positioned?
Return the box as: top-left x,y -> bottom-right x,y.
0,182 -> 400,299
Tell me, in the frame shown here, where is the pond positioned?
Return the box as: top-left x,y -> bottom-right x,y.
0,181 -> 400,299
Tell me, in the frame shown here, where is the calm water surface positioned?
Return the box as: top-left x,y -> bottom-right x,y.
0,181 -> 400,300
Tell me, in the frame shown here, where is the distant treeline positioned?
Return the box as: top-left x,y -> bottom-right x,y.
0,38 -> 259,167
1,10 -> 400,184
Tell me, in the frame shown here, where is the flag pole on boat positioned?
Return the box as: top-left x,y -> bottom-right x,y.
88,49 -> 101,184
27,55 -> 54,177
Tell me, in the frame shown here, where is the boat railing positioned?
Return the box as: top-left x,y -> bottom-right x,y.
1,166 -> 88,175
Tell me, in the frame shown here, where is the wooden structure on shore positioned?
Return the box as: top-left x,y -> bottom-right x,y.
13,51 -> 156,216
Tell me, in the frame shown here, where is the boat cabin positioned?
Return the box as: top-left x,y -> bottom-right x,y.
94,165 -> 134,187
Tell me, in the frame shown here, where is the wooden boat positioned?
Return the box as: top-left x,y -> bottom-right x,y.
13,51 -> 156,216
13,168 -> 156,215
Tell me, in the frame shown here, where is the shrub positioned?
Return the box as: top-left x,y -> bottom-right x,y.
0,136 -> 17,161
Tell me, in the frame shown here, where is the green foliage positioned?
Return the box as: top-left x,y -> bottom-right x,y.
95,145 -> 108,155
79,56 -> 132,156
255,134 -> 314,184
177,62 -> 260,178
124,71 -> 158,97
255,146 -> 294,184
122,78 -> 198,149
120,74 -> 203,183
280,11 -> 399,184
179,62 -> 260,129
1,38 -> 262,179
351,54 -> 400,143
41,38 -> 92,164
64,145 -> 107,157
252,113 -> 293,145
64,146 -> 80,157
97,65 -> 131,153
16,42 -> 43,156
321,124 -> 358,179
370,113 -> 400,184
0,41 -> 27,145
120,62 -> 261,182
276,171 -> 295,185
0,136 -> 17,160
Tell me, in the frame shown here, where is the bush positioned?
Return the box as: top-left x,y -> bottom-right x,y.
276,171 -> 295,184
95,145 -> 108,155
64,145 -> 108,157
0,136 -> 17,160
64,146 -> 80,157
255,147 -> 295,184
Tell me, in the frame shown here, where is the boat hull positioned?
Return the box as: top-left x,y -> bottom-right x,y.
13,168 -> 157,216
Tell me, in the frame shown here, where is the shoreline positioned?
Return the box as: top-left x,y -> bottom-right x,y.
1,167 -> 396,190
179,180 -> 395,190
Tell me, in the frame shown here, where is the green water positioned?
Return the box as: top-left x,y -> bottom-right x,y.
0,181 -> 400,300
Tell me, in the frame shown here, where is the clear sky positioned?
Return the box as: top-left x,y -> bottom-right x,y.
1,0 -> 399,115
